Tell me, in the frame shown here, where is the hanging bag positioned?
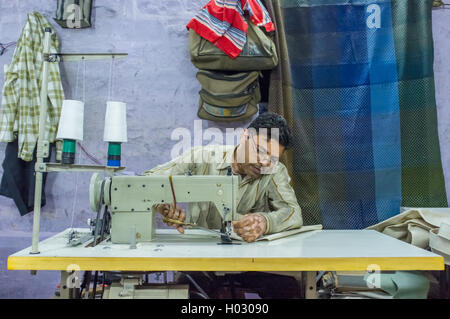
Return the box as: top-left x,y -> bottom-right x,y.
189,22 -> 278,72
54,0 -> 93,29
196,70 -> 261,122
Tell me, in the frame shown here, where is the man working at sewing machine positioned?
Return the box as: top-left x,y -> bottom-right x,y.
144,112 -> 303,243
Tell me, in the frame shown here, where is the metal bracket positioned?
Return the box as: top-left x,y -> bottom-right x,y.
68,230 -> 94,247
29,25 -> 129,254
35,162 -> 47,173
44,53 -> 128,63
36,140 -> 50,159
42,141 -> 49,157
43,163 -> 124,175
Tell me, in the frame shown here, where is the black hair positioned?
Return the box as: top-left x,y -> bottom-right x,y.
247,112 -> 293,149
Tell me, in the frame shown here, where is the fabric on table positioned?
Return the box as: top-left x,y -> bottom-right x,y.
187,0 -> 275,59
366,208 -> 450,249
0,12 -> 64,161
429,227 -> 450,265
265,0 -> 447,229
235,224 -> 322,241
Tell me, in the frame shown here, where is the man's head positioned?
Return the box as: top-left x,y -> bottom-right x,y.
233,112 -> 292,179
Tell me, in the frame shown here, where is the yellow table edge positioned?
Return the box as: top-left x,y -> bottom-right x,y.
8,256 -> 445,271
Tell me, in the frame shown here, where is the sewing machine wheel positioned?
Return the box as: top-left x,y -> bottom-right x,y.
90,173 -> 103,212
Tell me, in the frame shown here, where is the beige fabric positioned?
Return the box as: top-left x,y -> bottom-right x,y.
143,144 -> 303,235
366,208 -> 450,249
429,223 -> 450,265
231,224 -> 322,241
438,222 -> 450,240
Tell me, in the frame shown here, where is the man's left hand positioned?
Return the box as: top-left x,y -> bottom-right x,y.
232,214 -> 267,243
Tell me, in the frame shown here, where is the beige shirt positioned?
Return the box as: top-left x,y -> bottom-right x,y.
143,144 -> 303,235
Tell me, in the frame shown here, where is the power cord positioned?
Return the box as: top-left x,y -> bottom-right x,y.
0,42 -> 16,56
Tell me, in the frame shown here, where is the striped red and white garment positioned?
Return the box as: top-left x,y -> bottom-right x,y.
186,0 -> 275,59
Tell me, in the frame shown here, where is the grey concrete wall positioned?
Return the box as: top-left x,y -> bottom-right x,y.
0,1 -> 448,298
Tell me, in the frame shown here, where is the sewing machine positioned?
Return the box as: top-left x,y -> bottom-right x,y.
88,173 -> 239,245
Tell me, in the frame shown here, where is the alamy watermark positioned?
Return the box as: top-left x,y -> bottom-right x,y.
66,264 -> 81,289
65,4 -> 83,29
365,264 -> 381,289
168,120 -> 281,174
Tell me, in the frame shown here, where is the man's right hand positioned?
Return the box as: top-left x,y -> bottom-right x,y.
155,204 -> 186,234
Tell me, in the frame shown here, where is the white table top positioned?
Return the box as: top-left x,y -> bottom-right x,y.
7,228 -> 444,272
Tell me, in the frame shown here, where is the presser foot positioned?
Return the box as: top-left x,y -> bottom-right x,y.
218,223 -> 241,245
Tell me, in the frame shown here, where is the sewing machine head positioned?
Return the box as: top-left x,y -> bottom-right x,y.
89,173 -> 239,244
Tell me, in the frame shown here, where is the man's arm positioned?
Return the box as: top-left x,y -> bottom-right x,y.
143,147 -> 200,176
143,147 -> 202,232
257,164 -> 303,235
232,164 -> 303,241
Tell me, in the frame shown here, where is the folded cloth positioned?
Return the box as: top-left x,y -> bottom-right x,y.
366,208 -> 450,249
429,224 -> 450,265
186,0 -> 275,59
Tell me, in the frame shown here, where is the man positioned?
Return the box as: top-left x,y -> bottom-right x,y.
144,112 -> 303,298
144,112 -> 303,242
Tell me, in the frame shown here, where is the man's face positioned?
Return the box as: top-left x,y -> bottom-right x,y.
235,129 -> 285,179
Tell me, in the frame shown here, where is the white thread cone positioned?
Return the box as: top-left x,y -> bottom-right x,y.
104,101 -> 127,142
56,100 -> 84,141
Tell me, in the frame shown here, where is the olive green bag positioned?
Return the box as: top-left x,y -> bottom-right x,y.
189,22 -> 278,71
197,70 -> 261,122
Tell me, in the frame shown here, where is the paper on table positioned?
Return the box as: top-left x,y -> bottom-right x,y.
230,224 -> 323,241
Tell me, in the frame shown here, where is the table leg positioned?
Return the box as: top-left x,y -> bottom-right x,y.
443,265 -> 450,299
289,272 -> 304,299
60,271 -> 70,299
304,271 -> 318,299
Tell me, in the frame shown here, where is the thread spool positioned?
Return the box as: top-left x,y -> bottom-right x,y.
104,101 -> 127,167
107,142 -> 121,167
62,139 -> 76,164
56,100 -> 84,164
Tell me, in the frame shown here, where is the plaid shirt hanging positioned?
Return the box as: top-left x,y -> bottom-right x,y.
0,12 -> 65,161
